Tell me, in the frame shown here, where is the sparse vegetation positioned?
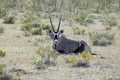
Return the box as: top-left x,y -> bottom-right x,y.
105,26 -> 112,31
68,51 -> 93,67
0,25 -> 5,33
0,7 -> 7,18
0,0 -> 120,79
22,11 -> 39,23
118,26 -> 120,30
104,14 -> 118,26
21,22 -> 33,31
21,23 -> 51,36
74,11 -> 87,26
74,11 -> 94,26
31,28 -> 42,35
0,50 -> 6,57
0,64 -> 21,80
35,46 -> 58,69
3,16 -> 15,24
41,24 -> 51,30
89,32 -> 114,46
72,27 -> 85,35
0,64 -> 6,76
80,51 -> 93,65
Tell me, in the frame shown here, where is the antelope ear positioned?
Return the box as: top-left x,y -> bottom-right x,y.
60,30 -> 64,33
49,30 -> 52,33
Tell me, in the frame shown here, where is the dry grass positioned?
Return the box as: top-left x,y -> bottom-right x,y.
0,17 -> 120,80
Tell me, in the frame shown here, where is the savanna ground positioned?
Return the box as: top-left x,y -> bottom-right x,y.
0,0 -> 120,80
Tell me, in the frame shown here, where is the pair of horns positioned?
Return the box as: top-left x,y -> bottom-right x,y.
49,13 -> 61,32
48,0 -> 63,32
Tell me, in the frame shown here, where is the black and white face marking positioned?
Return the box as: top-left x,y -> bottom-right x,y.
49,30 -> 64,45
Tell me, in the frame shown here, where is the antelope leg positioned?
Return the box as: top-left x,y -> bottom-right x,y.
56,51 -> 61,55
69,53 -> 75,55
85,45 -> 91,53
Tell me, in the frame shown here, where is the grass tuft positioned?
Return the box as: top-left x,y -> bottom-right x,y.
67,51 -> 93,67
0,25 -> 5,33
3,16 -> 15,24
89,32 -> 114,46
35,46 -> 58,70
0,50 -> 6,57
72,27 -> 85,35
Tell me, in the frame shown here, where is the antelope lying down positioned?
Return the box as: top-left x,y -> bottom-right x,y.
48,14 -> 91,55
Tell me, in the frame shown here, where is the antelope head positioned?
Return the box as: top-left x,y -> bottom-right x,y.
48,14 -> 64,45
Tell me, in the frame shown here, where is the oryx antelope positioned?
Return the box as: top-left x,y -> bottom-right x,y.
48,14 -> 91,55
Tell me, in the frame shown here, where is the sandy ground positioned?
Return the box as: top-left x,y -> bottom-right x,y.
0,19 -> 120,80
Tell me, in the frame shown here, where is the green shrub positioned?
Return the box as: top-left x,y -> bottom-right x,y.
0,65 -> 21,80
3,16 -> 15,24
68,51 -> 93,67
0,25 -> 5,33
21,22 -> 33,31
35,46 -> 58,69
31,28 -> 42,35
41,24 -> 51,30
89,32 -> 114,46
105,26 -> 112,31
72,27 -> 85,35
86,14 -> 94,24
0,50 -> 6,57
23,31 -> 31,37
68,55 -> 80,66
0,64 -> 6,76
80,51 -> 93,65
21,23 -> 51,36
32,23 -> 40,28
118,26 -> 120,30
0,7 -> 7,18
75,11 -> 87,26
105,15 -> 118,26
74,11 -> 94,26
22,12 -> 39,23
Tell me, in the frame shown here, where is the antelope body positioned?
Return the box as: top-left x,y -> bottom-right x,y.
47,1 -> 91,54
51,34 -> 91,54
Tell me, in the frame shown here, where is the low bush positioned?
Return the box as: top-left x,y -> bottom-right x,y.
21,22 -> 51,36
31,28 -> 42,35
0,7 -> 7,18
0,65 -> 21,80
22,11 -> 39,23
89,32 -> 114,46
74,11 -> 87,26
118,26 -> 120,30
74,11 -> 94,26
0,25 -> 5,33
72,27 -> 85,35
32,23 -> 40,28
21,22 -> 33,31
67,51 -> 93,67
0,50 -> 6,57
105,14 -> 118,26
86,14 -> 94,24
0,64 -> 6,76
41,24 -> 51,30
35,46 -> 57,69
3,16 -> 15,24
105,26 -> 112,31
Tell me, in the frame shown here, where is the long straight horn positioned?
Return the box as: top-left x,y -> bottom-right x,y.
43,1 -> 55,32
48,13 -> 55,32
57,0 -> 63,32
57,14 -> 62,32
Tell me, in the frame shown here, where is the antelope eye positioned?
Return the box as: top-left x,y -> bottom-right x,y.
60,30 -> 64,33
49,30 -> 52,33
